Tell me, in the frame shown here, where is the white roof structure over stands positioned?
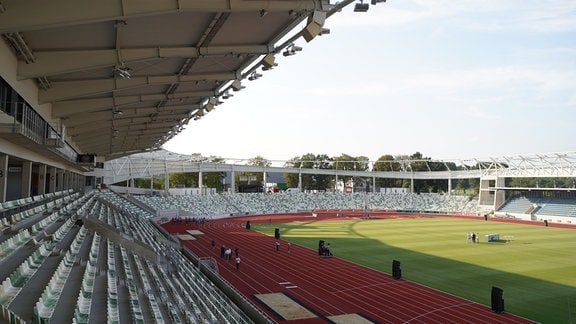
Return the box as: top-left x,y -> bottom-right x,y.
0,0 -> 354,166
101,149 -> 576,185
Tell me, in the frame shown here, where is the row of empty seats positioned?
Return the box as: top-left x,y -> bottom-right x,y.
136,192 -> 483,217
35,228 -> 88,322
1,189 -> 256,323
499,195 -> 576,217
1,189 -> 80,233
0,241 -> 54,305
0,189 -> 75,216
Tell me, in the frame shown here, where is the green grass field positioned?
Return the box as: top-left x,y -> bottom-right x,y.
252,217 -> 576,323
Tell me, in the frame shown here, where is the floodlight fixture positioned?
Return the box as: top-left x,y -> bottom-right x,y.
222,91 -> 233,99
354,1 -> 369,12
319,28 -> 331,36
248,72 -> 262,81
371,0 -> 386,4
283,44 -> 303,57
262,63 -> 278,71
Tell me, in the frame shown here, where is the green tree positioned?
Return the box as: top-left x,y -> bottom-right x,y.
373,154 -> 403,189
235,156 -> 271,192
295,153 -> 317,191
453,163 -> 480,195
282,156 -> 302,188
131,177 -> 163,189
404,152 -> 450,193
283,153 -> 333,191
169,154 -> 226,191
170,172 -> 197,188
333,154 -> 370,192
312,154 -> 333,191
393,154 -> 414,189
333,154 -> 356,171
508,177 -> 536,188
112,176 -> 165,189
204,156 -> 226,191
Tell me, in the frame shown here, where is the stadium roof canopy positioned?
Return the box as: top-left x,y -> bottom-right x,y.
0,0 -> 355,162
102,149 -> 576,184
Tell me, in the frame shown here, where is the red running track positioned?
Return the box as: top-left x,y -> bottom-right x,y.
162,213 -> 535,324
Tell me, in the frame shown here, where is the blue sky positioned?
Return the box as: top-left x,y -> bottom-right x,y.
164,0 -> 576,163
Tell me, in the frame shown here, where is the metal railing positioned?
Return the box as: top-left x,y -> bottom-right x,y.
0,101 -> 78,163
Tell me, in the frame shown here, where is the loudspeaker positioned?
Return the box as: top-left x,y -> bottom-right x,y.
274,228 -> 280,239
302,22 -> 321,42
262,54 -> 276,69
491,286 -> 504,313
303,11 -> 326,42
76,154 -> 95,163
392,260 -> 402,279
307,10 -> 326,26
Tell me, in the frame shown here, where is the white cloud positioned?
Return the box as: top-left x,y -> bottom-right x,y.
332,0 -> 576,33
296,66 -> 576,101
464,106 -> 503,121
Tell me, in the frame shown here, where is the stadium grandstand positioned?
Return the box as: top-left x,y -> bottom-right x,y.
0,1 -> 575,323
